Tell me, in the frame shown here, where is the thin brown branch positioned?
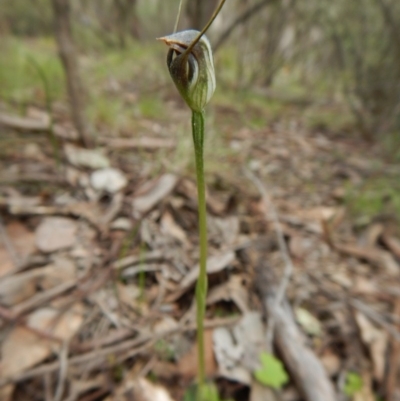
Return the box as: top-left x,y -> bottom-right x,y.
0,316 -> 238,386
214,0 -> 274,52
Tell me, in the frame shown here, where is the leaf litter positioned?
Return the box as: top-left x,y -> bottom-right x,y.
0,97 -> 400,401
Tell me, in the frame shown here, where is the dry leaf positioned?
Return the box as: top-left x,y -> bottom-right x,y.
382,234 -> 400,259
289,236 -> 315,259
281,386 -> 301,401
0,384 -> 14,401
151,361 -> 180,380
0,247 -> 14,277
250,380 -> 280,401
0,269 -> 42,306
5,221 -> 36,259
160,210 -> 188,245
68,376 -> 106,401
23,143 -> 46,161
65,201 -> 105,231
65,166 -> 82,186
300,206 -> 338,222
355,312 -> 388,382
207,275 -> 249,313
153,316 -> 179,334
53,124 -> 79,140
353,372 -> 375,401
233,312 -> 265,371
0,112 -> 49,131
282,206 -> 339,234
208,215 -> 240,246
107,377 -> 175,401
132,174 -> 178,218
0,247 -> 75,306
65,144 -> 110,169
213,311 -> 265,384
26,107 -> 50,125
180,251 -> 235,289
364,223 -> 383,248
177,330 -> 217,379
39,257 -> 76,289
353,277 -> 379,295
206,192 -> 226,215
320,350 -> 341,377
35,217 -> 77,253
117,283 -> 141,308
90,168 -> 127,193
111,217 -> 132,231
335,243 -> 400,275
1,304 -> 83,378
379,252 -> 400,275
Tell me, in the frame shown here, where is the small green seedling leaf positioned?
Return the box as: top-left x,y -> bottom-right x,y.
254,352 -> 289,389
183,384 -> 198,401
343,372 -> 363,396
183,383 -> 233,401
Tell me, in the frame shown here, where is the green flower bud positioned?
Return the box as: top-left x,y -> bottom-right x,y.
159,30 -> 216,112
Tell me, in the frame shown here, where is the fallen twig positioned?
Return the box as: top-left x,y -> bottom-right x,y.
255,266 -> 337,401
244,168 -> 294,349
12,280 -> 77,317
0,316 -> 238,386
53,341 -> 69,401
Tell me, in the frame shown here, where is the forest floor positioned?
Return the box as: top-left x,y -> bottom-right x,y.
0,37 -> 400,401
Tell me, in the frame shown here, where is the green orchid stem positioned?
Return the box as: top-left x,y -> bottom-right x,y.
192,109 -> 208,394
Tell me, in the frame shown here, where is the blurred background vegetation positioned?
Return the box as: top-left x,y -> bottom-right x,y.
1,0 -> 400,219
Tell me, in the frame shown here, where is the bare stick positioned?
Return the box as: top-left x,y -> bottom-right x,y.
13,280 -> 77,317
244,168 -> 294,349
255,266 -> 337,401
